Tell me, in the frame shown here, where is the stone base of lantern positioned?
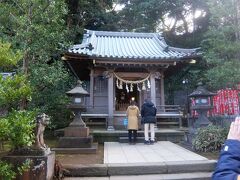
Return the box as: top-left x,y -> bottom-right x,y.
53,126 -> 97,154
58,136 -> 93,148
64,126 -> 89,137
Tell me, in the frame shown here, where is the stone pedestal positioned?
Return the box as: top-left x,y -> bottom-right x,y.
2,150 -> 55,180
53,126 -> 97,154
64,126 -> 89,137
194,109 -> 211,128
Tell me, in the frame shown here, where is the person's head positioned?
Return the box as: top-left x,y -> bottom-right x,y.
144,99 -> 152,103
130,100 -> 136,106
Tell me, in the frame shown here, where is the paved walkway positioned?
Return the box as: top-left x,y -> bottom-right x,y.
104,141 -> 207,164
64,141 -> 214,179
64,172 -> 213,180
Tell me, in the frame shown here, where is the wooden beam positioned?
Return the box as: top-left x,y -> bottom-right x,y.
95,60 -> 174,65
115,72 -> 149,78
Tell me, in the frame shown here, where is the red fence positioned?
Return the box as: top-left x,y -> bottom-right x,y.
191,88 -> 240,117
212,89 -> 239,116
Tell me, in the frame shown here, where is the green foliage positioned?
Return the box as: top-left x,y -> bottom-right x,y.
0,0 -> 75,129
17,159 -> 32,175
29,61 -> 74,129
0,118 -> 10,141
0,39 -> 34,180
0,41 -> 22,69
0,40 -> 32,110
3,110 -> 36,149
0,40 -> 34,149
202,0 -> 240,89
117,0 -> 209,34
0,0 -> 69,56
66,0 -> 118,42
0,161 -> 16,180
0,74 -> 32,108
0,159 -> 32,180
192,125 -> 228,152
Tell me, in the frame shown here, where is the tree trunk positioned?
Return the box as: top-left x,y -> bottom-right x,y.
234,0 -> 240,40
20,2 -> 33,110
20,52 -> 29,110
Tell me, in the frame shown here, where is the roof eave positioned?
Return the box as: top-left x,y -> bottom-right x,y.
64,52 -> 199,63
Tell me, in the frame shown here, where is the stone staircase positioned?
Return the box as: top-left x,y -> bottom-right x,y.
63,159 -> 215,179
93,129 -> 185,144
62,141 -> 216,180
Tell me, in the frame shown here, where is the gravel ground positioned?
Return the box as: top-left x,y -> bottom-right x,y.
56,144 -> 104,165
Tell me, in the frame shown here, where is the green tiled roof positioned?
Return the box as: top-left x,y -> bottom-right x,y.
68,30 -> 200,61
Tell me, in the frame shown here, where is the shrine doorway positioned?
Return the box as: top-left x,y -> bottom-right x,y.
115,84 -> 140,111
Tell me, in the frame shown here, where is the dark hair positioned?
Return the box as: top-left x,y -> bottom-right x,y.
144,99 -> 151,103
130,100 -> 136,106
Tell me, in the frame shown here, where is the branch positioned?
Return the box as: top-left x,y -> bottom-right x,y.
12,0 -> 25,14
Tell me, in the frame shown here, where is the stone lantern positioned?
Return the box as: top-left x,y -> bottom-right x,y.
188,83 -> 216,128
66,80 -> 89,127
54,80 -> 97,154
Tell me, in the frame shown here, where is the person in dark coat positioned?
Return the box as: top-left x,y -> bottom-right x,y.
141,99 -> 157,145
212,116 -> 240,180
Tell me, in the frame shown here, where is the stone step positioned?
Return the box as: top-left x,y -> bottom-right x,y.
52,144 -> 98,154
93,130 -> 185,143
63,160 -> 216,177
64,172 -> 212,180
157,122 -> 179,125
119,136 -> 147,143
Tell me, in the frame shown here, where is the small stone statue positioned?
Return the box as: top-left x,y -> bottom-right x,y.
34,113 -> 50,151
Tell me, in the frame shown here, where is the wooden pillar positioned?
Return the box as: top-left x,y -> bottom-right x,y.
89,69 -> 94,107
107,71 -> 115,130
150,72 -> 156,106
150,72 -> 158,130
160,71 -> 165,106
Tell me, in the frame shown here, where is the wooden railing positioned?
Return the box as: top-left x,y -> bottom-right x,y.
82,104 -> 183,128
84,104 -> 182,114
156,105 -> 182,113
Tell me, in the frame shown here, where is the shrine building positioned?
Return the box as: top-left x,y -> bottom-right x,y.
63,30 -> 200,130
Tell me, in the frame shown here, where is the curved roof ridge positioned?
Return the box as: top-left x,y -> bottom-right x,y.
169,46 -> 201,53
85,29 -> 161,38
67,29 -> 201,61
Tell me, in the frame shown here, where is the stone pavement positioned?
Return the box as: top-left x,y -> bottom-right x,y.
63,141 -> 216,179
65,172 -> 213,180
104,141 -> 207,164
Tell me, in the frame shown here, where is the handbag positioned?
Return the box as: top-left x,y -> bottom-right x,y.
123,117 -> 128,126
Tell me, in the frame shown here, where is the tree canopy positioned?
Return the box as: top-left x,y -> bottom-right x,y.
202,0 -> 240,89
0,0 -> 74,128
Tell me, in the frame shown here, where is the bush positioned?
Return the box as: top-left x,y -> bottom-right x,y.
0,40 -> 34,179
0,160 -> 16,180
7,110 -> 36,150
0,159 -> 31,180
0,110 -> 36,150
192,124 -> 228,152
